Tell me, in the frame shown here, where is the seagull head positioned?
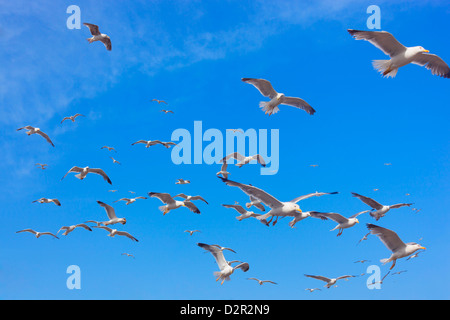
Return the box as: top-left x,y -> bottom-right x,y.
120,218 -> 127,225
277,93 -> 285,101
294,204 -> 302,213
355,218 -> 360,224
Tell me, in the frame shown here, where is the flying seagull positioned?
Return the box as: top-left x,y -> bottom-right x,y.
351,192 -> 413,221
174,193 -> 209,204
347,29 -> 450,78
131,140 -> 175,148
222,204 -> 270,226
160,110 -> 174,114
93,226 -> 138,242
221,152 -> 266,167
175,179 -> 190,185
197,243 -> 249,285
304,274 -> 355,289
247,278 -> 277,285
216,161 -> 230,179
219,177 -> 337,226
316,210 -> 370,236
83,23 -> 111,51
288,211 -> 331,229
32,198 -> 61,206
368,271 -> 391,287
148,192 -> 200,215
406,250 -> 424,261
16,229 -> 59,239
184,230 -> 201,236
242,78 -> 316,116
35,163 -> 48,170
366,223 -> 426,270
114,197 -> 147,205
61,113 -> 85,124
96,201 -> 126,226
246,196 -> 266,212
17,126 -> 54,147
61,166 -> 112,184
121,253 -> 135,258
109,157 -> 121,165
151,99 -> 168,104
357,232 -> 371,245
101,146 -> 116,152
57,224 -> 92,236
305,288 -> 321,292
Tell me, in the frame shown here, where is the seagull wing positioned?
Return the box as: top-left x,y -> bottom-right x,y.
100,37 -> 112,51
367,223 -> 407,253
198,243 -> 229,271
190,196 -> 209,204
35,130 -> 55,147
83,23 -> 101,36
75,224 -> 92,231
132,140 -> 148,145
316,212 -> 348,224
115,231 -> 138,242
16,229 -> 37,235
222,204 -> 248,215
174,193 -> 188,199
17,125 -> 34,131
290,191 -> 338,203
93,225 -> 113,233
241,78 -> 278,99
389,203 -> 413,209
280,96 -> 316,115
252,154 -> 266,167
351,193 -> 383,210
219,177 -> 283,209
233,262 -> 250,272
88,168 -> 112,184
97,201 -> 117,220
347,29 -> 407,57
61,166 -> 83,180
184,201 -> 201,214
336,275 -> 355,281
249,196 -> 266,211
148,192 -> 176,205
411,53 -> 450,78
40,232 -> 60,239
304,274 -> 332,283
221,152 -> 246,163
61,117 -> 71,124
349,210 -> 370,219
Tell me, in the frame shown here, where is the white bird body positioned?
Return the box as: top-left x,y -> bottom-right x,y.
58,224 -> 92,236
304,274 -> 355,289
32,198 -> 61,206
62,166 -> 112,184
96,201 -> 126,226
318,210 -> 369,236
149,192 -> 200,215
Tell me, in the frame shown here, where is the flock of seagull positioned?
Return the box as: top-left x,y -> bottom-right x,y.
14,21 -> 447,294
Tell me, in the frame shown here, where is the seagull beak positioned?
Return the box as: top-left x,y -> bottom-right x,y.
356,219 -> 359,223
297,208 -> 302,213
419,246 -> 426,250
424,49 -> 430,53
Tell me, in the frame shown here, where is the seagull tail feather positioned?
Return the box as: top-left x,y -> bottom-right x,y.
259,101 -> 279,115
158,205 -> 167,213
236,215 -> 245,221
372,60 -> 398,78
245,202 -> 252,208
380,258 -> 390,265
74,173 -> 83,180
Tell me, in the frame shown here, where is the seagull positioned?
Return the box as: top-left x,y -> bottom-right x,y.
148,192 -> 200,215
84,220 -> 103,227
83,23 -> 111,51
131,140 -> 175,148
351,192 -> 413,221
242,78 -> 316,115
151,99 -> 168,104
288,211 -> 330,228
216,161 -> 230,179
304,274 -> 355,289
35,163 -> 48,170
357,232 -> 371,245
61,113 -> 85,124
93,226 -> 138,242
96,201 -> 126,226
109,157 -> 121,165
221,152 -> 266,167
32,198 -> 61,206
305,288 -> 321,292
309,164 -> 319,167
108,190 -> 118,193
406,250 -> 423,261
384,163 -> 392,166
160,109 -> 174,114
184,230 -> 201,236
57,224 -> 92,236
347,29 -> 450,78
210,244 -> 237,254
61,166 -> 112,184
368,271 -> 391,287
222,204 -> 270,226
16,229 -> 59,239
17,126 -> 55,147
354,259 -> 371,264
366,223 -> 426,270
197,243 -> 249,285
245,196 -> 266,212
247,278 -> 277,285
174,193 -> 209,204
227,129 -> 244,134
316,210 -> 370,236
219,177 -> 338,226
392,270 -> 408,276
113,197 -> 147,205
121,253 -> 135,258
101,146 -> 116,152
128,191 -> 136,194
175,179 -> 190,185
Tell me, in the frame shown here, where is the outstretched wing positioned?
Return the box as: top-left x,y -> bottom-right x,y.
241,78 -> 278,99
290,191 -> 338,204
198,243 -> 229,271
184,201 -> 201,214
222,204 -> 248,215
83,23 -> 101,36
61,166 -> 83,180
148,192 -> 176,205
221,152 -> 246,163
89,168 -> 112,184
97,201 -> 117,220
351,192 -> 383,210
304,274 -> 331,283
280,96 -> 316,115
36,130 -> 55,147
347,29 -> 407,57
411,53 -> 450,78
367,223 -> 406,253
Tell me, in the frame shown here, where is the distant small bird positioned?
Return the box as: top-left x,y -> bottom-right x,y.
61,166 -> 112,184
221,152 -> 266,167
406,250 -> 424,261
184,230 -> 201,236
114,197 -> 147,205
109,157 -> 121,165
122,253 -> 135,258
83,23 -> 111,51
174,193 -> 208,204
242,78 -> 316,116
351,192 -> 413,221
305,288 -> 321,292
304,274 -> 356,289
32,198 -> 61,206
245,196 -> 266,212
412,208 -> 422,214
132,140 -> 176,148
17,126 -> 55,147
101,146 -> 116,152
222,204 -> 269,226
309,164 -> 319,167
58,224 -> 92,236
16,229 -> 59,239
94,226 -> 138,242
97,201 -> 126,226
392,270 -> 407,275
35,163 -> 48,170
354,259 -> 371,264
227,129 -> 244,134
151,99 -> 168,104
368,271 -> 390,287
108,190 -> 118,193
384,163 -> 392,166
357,232 -> 371,245
128,191 -> 136,194
160,109 -> 174,114
61,113 -> 85,124
175,179 -> 190,185
247,278 -> 277,285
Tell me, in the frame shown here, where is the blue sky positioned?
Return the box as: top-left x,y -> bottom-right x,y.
0,0 -> 449,300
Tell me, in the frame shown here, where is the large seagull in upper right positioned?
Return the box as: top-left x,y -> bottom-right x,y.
241,78 -> 316,116
348,29 -> 450,78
